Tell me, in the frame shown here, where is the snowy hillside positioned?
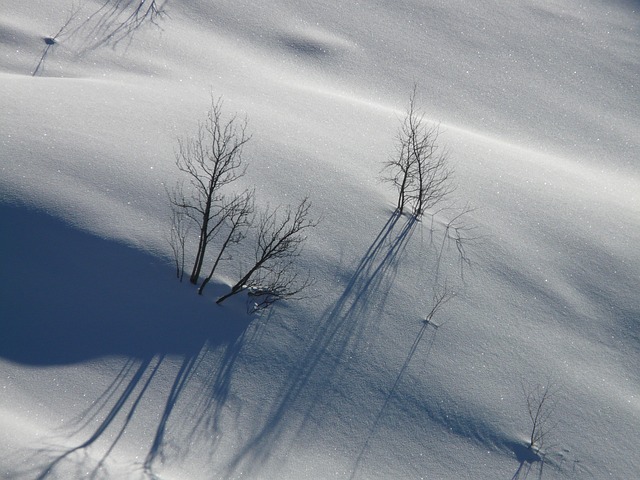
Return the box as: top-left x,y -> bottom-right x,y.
1,1 -> 639,479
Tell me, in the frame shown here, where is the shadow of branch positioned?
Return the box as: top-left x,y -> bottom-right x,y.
223,211 -> 419,476
33,0 -> 168,75
349,321 -> 440,480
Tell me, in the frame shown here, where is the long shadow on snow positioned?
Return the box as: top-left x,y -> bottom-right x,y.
510,444 -> 546,480
0,202 -> 249,478
226,211 -> 418,476
349,315 -> 440,479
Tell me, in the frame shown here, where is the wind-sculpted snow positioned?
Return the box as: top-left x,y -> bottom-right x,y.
1,0 -> 639,479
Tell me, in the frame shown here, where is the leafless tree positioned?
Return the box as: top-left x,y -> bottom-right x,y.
431,203 -> 479,283
382,100 -> 418,214
423,282 -> 456,328
410,122 -> 453,218
382,87 -> 454,218
522,380 -> 558,452
216,197 -> 319,308
167,197 -> 189,282
198,190 -> 255,295
169,96 -> 250,285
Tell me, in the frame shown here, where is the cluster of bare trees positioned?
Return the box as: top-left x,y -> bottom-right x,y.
382,87 -> 454,219
168,96 -> 318,312
382,91 -> 561,457
381,88 -> 477,325
166,86 -> 558,465
166,89 -> 471,326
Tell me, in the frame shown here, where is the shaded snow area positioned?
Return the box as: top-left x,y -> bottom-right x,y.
1,1 -> 639,479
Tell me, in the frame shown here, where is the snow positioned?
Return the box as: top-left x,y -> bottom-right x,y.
1,0 -> 639,479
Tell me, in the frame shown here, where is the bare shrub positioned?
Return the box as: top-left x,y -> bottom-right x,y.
382,86 -> 454,219
167,201 -> 190,282
198,190 -> 254,295
168,96 -> 250,285
522,379 -> 559,451
423,282 -> 456,328
216,197 -> 319,309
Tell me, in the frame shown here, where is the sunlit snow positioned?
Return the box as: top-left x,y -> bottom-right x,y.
1,1 -> 639,479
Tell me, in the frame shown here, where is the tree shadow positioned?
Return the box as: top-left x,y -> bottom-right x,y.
32,0 -> 167,75
34,354 -> 164,480
69,0 -> 168,54
33,37 -> 57,77
347,207 -> 476,479
509,442 -> 546,480
349,318 -> 440,480
224,211 -> 419,476
32,5 -> 80,77
173,321 -> 253,464
0,202 -> 250,478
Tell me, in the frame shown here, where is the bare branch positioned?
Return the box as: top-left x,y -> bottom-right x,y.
167,197 -> 190,282
432,203 -> 480,283
216,197 -> 319,308
246,265 -> 315,313
382,86 -> 454,218
198,190 -> 255,295
522,379 -> 559,451
424,281 -> 456,328
169,95 -> 251,285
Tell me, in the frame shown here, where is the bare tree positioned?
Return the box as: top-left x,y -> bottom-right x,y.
216,197 -> 319,308
167,197 -> 189,282
431,203 -> 479,284
381,98 -> 418,214
423,282 -> 456,328
198,189 -> 254,295
169,96 -> 251,285
522,380 -> 558,452
409,122 -> 453,218
382,87 -> 453,218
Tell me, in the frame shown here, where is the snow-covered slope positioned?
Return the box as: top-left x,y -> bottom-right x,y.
1,1 -> 639,479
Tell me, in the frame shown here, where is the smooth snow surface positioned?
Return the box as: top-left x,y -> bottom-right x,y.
1,1 -> 639,479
